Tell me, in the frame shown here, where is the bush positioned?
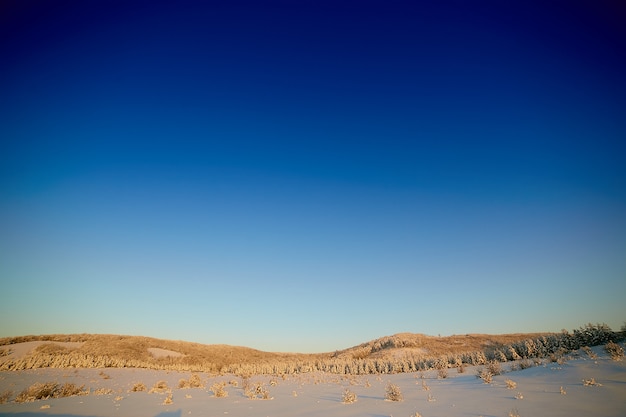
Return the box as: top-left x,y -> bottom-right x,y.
162,392 -> 173,405
244,382 -> 272,400
384,382 -> 403,401
0,390 -> 12,404
477,368 -> 493,384
130,382 -> 146,392
149,381 -> 168,393
210,382 -> 228,398
604,341 -> 624,361
486,360 -> 502,376
505,379 -> 517,389
342,388 -> 357,403
179,374 -> 203,388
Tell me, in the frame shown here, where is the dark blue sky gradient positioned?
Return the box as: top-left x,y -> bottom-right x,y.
1,1 -> 625,351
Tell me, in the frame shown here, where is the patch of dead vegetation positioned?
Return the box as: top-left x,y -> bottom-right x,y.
15,382 -> 88,403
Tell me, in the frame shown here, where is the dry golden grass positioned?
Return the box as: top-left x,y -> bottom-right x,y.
0,324 -> 617,376
178,373 -> 203,389
604,341 -> 624,360
337,332 -> 550,359
149,380 -> 169,393
209,382 -> 228,398
130,382 -> 146,392
162,391 -> 173,405
341,388 -> 357,403
15,382 -> 88,403
93,388 -> 114,395
0,390 -> 12,404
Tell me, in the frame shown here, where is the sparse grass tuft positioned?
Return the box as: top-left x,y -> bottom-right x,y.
560,386 -> 566,395
130,382 -> 146,392
384,382 -> 403,401
162,391 -> 173,405
58,383 -> 89,397
505,379 -> 517,389
509,407 -> 520,417
342,388 -> 357,404
149,380 -> 169,393
178,374 -> 203,389
477,368 -> 493,384
0,390 -> 12,404
210,382 -> 228,398
93,388 -> 114,395
582,346 -> 597,359
583,377 -> 602,387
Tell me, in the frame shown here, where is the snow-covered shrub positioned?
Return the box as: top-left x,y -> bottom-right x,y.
384,382 -> 403,401
342,388 -> 357,403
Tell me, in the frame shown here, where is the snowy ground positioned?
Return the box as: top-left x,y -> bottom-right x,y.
0,345 -> 624,417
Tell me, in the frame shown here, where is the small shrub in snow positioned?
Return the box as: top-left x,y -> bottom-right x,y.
477,368 -> 493,384
486,360 -> 502,376
342,388 -> 357,403
604,341 -> 624,360
178,373 -> 203,388
149,381 -> 168,393
505,379 -> 517,389
560,386 -> 566,395
245,382 -> 271,400
582,346 -> 597,359
384,382 -> 403,401
130,382 -> 146,392
509,407 -> 520,417
162,391 -> 173,405
210,382 -> 228,398
0,390 -> 12,404
583,377 -> 602,387
93,388 -> 114,395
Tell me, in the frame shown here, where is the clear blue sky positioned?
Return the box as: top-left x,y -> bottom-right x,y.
1,1 -> 625,353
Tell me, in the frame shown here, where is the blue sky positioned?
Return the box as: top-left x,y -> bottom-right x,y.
1,1 -> 625,353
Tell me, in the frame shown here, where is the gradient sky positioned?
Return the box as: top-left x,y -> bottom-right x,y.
1,1 -> 625,353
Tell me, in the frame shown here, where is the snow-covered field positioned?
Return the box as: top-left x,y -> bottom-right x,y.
1,345 -> 624,417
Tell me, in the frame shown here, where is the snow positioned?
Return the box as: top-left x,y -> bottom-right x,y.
0,345 -> 624,417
